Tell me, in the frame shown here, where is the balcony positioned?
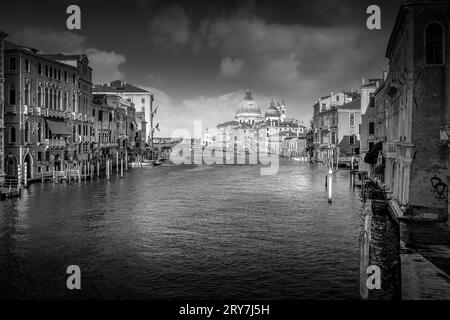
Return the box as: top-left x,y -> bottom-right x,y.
5,105 -> 18,114
44,139 -> 66,148
23,105 -> 33,115
384,142 -> 396,157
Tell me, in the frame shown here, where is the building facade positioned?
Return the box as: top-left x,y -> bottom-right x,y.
378,0 -> 449,221
359,78 -> 382,173
3,41 -> 95,181
0,31 -> 7,183
312,91 -> 361,163
94,81 -> 151,150
216,90 -> 306,156
92,94 -> 137,164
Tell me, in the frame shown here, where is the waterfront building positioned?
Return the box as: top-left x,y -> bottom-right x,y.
93,81 -> 152,151
92,94 -> 136,164
3,41 -> 95,181
279,132 -> 307,157
376,0 -> 449,221
216,90 -> 306,156
358,78 -> 383,174
312,91 -> 361,163
0,31 -> 7,183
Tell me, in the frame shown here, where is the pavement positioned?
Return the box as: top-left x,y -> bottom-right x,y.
399,220 -> 450,299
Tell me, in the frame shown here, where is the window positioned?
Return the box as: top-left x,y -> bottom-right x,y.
25,59 -> 30,72
336,95 -> 339,101
141,98 -> 145,104
350,113 -> 355,126
49,67 -> 53,78
45,65 -> 48,77
25,122 -> 29,143
369,122 -> 375,135
24,83 -> 30,105
426,23 -> 443,65
38,63 -> 42,75
10,126 -> 16,143
38,87 -> 42,107
349,135 -> 354,145
72,74 -> 76,84
63,92 -> 67,110
369,96 -> 375,107
64,71 -> 67,82
9,58 -> 16,70
58,69 -> 61,81
9,83 -> 16,105
38,152 -> 42,161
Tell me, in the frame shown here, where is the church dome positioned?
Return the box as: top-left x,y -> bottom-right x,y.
265,101 -> 281,118
236,89 -> 261,115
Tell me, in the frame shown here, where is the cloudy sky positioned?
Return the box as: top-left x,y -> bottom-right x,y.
0,0 -> 402,136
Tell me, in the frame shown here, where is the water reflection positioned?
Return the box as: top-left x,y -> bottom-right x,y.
0,161 -> 372,299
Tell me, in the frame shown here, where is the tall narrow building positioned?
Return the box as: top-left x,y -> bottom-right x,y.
380,0 -> 449,221
0,31 -> 7,183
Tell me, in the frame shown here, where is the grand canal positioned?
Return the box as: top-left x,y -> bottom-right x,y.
0,161 -> 390,299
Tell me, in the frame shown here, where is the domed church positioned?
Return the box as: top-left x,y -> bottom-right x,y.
216,89 -> 307,151
235,89 -> 264,125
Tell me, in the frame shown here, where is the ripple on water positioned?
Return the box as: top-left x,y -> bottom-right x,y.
0,161 -> 364,299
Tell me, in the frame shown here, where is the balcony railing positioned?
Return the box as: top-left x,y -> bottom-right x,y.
5,105 -> 18,114
44,139 -> 66,148
384,142 -> 396,154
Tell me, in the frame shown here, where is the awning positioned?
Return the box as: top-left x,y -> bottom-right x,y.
46,119 -> 71,136
364,141 -> 383,164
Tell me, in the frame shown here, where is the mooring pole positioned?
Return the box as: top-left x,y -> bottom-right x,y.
24,162 -> 28,188
121,157 -> 124,178
106,159 -> 110,181
328,168 -> 333,203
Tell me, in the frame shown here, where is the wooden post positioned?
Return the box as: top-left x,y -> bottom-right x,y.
116,151 -> 119,174
24,162 -> 28,188
359,229 -> 370,299
106,159 -> 110,181
121,158 -> 124,178
359,205 -> 371,300
325,164 -> 328,188
97,162 -> 100,178
362,173 -> 366,200
328,168 -> 332,203
125,149 -> 128,171
52,165 -> 55,183
351,156 -> 354,172
41,166 -> 44,183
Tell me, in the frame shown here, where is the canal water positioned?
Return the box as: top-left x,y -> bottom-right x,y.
0,160 -> 395,299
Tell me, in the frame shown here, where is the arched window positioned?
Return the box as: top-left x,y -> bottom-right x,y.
72,94 -> 76,112
426,23 -> 444,65
9,83 -> 16,105
10,126 -> 16,143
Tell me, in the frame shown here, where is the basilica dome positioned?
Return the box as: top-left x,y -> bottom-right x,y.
265,101 -> 281,118
236,89 -> 262,115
